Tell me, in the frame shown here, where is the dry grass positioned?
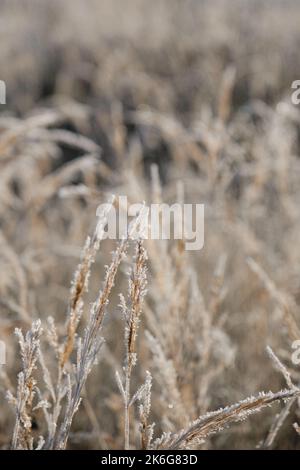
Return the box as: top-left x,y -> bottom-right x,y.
0,0 -> 300,450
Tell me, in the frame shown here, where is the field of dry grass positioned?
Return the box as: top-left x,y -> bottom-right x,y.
1,0 -> 300,450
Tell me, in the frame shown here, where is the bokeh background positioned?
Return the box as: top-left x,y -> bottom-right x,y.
1,0 -> 300,449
